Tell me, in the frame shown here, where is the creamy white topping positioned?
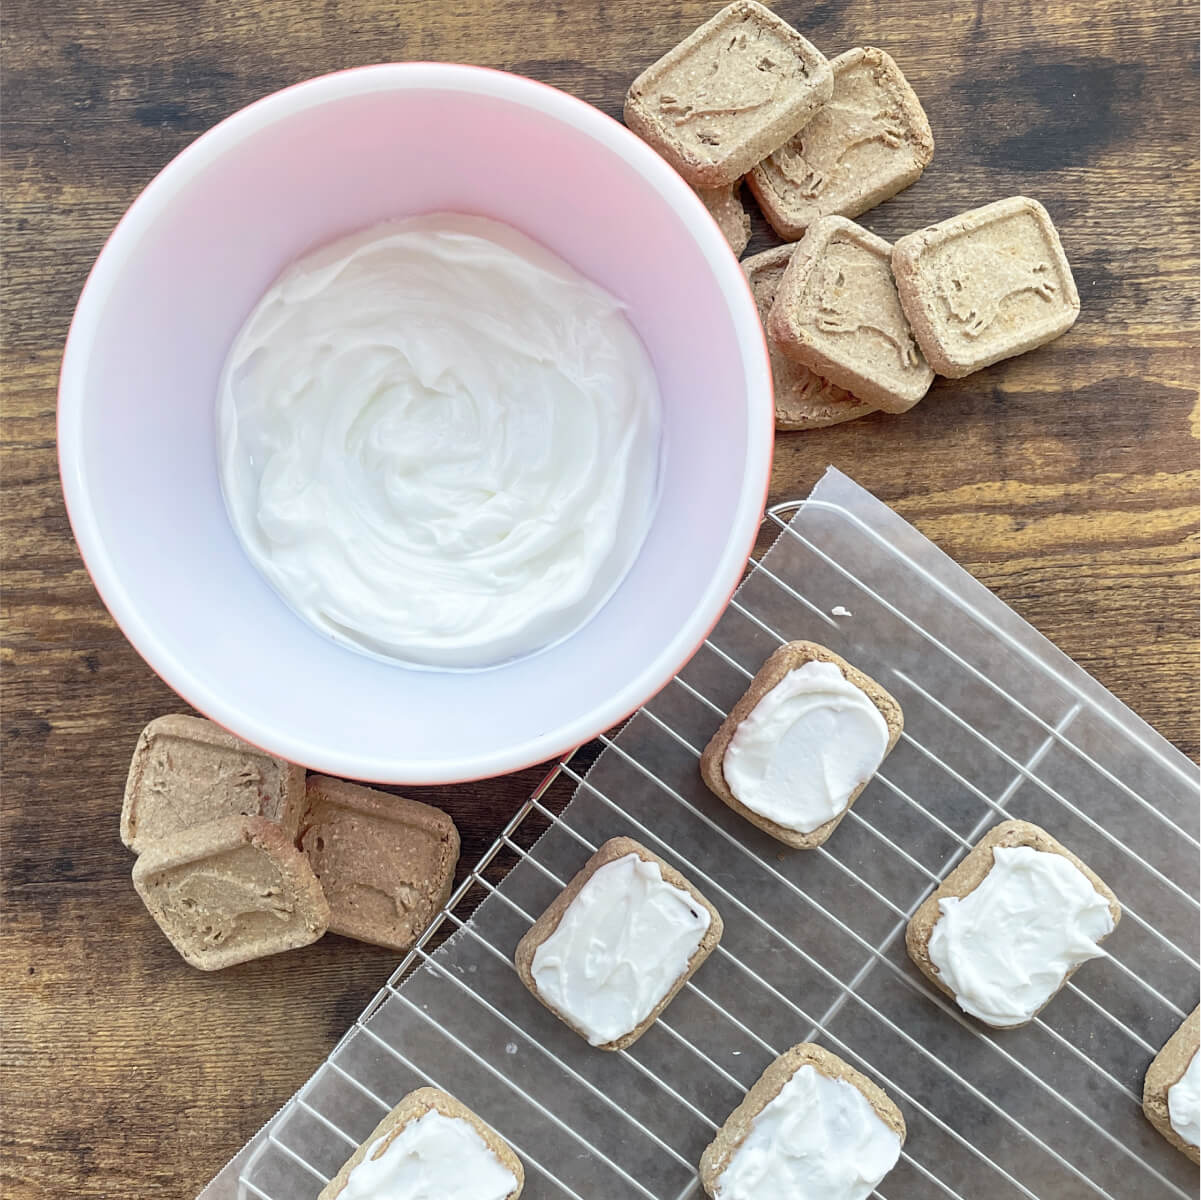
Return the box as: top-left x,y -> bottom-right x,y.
339,1109 -> 516,1200
218,213 -> 661,668
531,852 -> 710,1046
715,1064 -> 902,1200
927,845 -> 1115,1027
722,661 -> 890,833
1168,1049 -> 1201,1148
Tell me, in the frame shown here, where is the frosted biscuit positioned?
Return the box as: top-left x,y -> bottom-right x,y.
625,1 -> 833,188
906,819 -> 1121,1028
132,815 -> 328,970
318,1087 -> 524,1200
700,640 -> 902,848
767,215 -> 934,412
700,1042 -> 905,1200
892,196 -> 1080,377
120,713 -> 305,854
514,837 -> 722,1050
299,776 -> 459,952
743,244 -> 876,429
1143,1006 -> 1201,1163
696,180 -> 752,256
748,46 -> 933,240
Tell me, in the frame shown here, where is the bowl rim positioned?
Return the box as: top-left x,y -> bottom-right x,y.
57,61 -> 774,785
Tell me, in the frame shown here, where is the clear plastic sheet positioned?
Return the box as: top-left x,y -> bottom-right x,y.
200,467 -> 1200,1200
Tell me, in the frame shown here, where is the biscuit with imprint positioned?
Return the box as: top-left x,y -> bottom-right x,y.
318,1086 -> 524,1199
891,195 -> 1080,377
299,776 -> 459,952
743,244 -> 877,429
905,818 -> 1121,1027
514,836 -> 722,1050
1142,1006 -> 1201,1164
749,46 -> 934,240
121,713 -> 306,854
625,1 -> 833,188
699,1041 -> 905,1198
767,215 -> 934,411
132,815 -> 329,970
700,640 -> 902,848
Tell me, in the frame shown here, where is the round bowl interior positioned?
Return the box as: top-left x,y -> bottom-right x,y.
59,64 -> 773,784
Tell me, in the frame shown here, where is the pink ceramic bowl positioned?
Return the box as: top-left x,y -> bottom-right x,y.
59,64 -> 773,784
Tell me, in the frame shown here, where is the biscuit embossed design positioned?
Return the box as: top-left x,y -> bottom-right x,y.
121,713 -> 307,853
942,245 -> 1058,337
768,216 -> 933,413
132,816 -> 329,970
164,869 -> 293,949
748,48 -> 933,240
816,243 -> 922,369
893,196 -> 1080,377
742,244 -> 876,429
776,102 -> 907,195
299,776 -> 460,952
625,2 -> 832,188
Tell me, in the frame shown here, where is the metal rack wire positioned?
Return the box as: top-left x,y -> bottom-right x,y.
200,471 -> 1200,1200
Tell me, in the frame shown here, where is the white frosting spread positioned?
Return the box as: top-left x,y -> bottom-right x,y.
218,213 -> 661,668
339,1109 -> 516,1200
927,845 -> 1115,1027
715,1064 -> 902,1200
722,661 -> 890,833
1168,1049 -> 1201,1148
531,852 -> 711,1046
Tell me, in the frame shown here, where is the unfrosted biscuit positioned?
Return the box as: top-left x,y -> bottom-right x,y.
132,815 -> 329,970
695,181 -> 751,256
121,714 -> 306,854
699,1042 -> 905,1196
767,216 -> 934,412
514,836 -> 723,1050
299,776 -> 459,952
625,1 -> 833,188
743,244 -> 877,429
892,196 -> 1080,377
749,46 -> 934,240
905,819 -> 1121,1027
1143,1006 -> 1201,1164
318,1087 -> 524,1200
700,640 -> 902,848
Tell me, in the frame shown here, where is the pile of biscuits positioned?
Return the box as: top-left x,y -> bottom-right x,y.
121,715 -> 459,970
625,1 -> 1081,430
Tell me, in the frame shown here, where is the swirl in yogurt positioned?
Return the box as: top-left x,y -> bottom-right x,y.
218,214 -> 661,668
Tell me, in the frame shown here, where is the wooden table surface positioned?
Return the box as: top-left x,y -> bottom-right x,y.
3,0 -> 1198,1195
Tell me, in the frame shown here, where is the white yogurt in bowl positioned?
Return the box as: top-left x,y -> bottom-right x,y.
218,213 -> 661,669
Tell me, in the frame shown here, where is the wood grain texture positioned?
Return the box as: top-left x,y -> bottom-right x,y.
2,1 -> 1197,1196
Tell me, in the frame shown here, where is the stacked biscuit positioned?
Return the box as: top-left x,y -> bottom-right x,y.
121,715 -> 459,970
625,1 -> 1080,430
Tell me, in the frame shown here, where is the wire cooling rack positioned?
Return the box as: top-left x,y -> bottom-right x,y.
200,467 -> 1200,1200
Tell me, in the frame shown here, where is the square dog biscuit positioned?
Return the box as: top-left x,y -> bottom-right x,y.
132,815 -> 329,970
743,244 -> 877,429
625,1 -> 833,188
514,836 -> 722,1050
892,196 -> 1080,377
1143,1006 -> 1201,1164
701,641 -> 902,848
749,46 -> 934,240
299,776 -> 459,952
700,1042 -> 905,1197
318,1086 -> 524,1200
121,713 -> 306,854
696,181 -> 751,256
768,215 -> 934,411
905,819 -> 1121,1027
